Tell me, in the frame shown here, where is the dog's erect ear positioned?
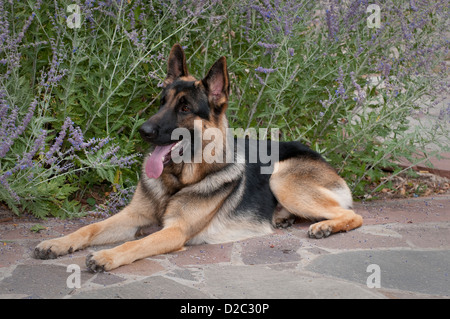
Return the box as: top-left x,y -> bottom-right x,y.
202,56 -> 229,109
164,44 -> 188,87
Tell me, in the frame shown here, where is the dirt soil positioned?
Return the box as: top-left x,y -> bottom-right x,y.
361,170 -> 450,200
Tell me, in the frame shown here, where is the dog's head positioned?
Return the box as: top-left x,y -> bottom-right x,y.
139,44 -> 230,179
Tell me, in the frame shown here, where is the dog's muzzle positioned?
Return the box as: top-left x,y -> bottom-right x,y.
139,122 -> 158,143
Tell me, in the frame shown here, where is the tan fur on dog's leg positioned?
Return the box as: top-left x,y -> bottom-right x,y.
85,182 -> 233,271
86,225 -> 187,272
306,207 -> 363,238
270,159 -> 363,239
34,183 -> 156,259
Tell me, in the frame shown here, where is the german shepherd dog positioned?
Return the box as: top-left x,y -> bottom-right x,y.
34,44 -> 363,272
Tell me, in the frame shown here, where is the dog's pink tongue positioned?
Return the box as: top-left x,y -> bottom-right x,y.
145,144 -> 174,179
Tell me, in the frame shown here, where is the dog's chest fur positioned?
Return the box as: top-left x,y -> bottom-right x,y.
141,157 -> 277,244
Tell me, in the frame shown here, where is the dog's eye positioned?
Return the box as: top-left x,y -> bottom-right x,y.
180,105 -> 190,113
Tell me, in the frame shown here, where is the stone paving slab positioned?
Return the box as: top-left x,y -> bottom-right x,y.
201,264 -> 385,299
0,195 -> 449,299
72,276 -> 211,299
305,250 -> 450,296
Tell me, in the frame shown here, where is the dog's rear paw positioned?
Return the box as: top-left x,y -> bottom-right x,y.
275,217 -> 295,229
307,222 -> 332,239
34,239 -> 73,259
272,207 -> 295,229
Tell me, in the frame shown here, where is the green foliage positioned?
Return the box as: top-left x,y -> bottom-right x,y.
0,0 -> 448,218
30,224 -> 47,233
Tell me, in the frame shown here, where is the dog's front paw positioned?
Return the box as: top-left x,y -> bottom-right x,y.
86,250 -> 117,273
34,238 -> 74,259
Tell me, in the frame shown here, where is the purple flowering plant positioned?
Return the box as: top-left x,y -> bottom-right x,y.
0,0 -> 449,218
0,96 -> 141,217
228,0 -> 449,194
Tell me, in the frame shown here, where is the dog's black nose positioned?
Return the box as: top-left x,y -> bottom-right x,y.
139,122 -> 158,141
